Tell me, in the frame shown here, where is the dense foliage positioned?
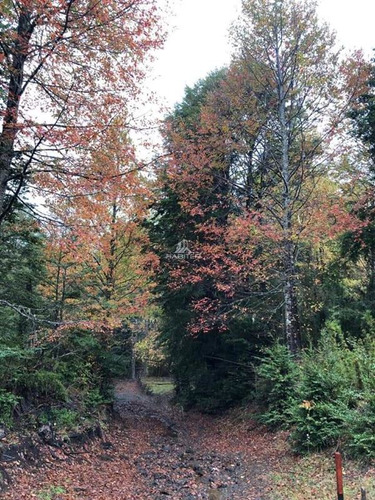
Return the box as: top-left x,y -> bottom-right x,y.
146,0 -> 375,462
0,214 -> 133,430
1,0 -> 375,463
0,0 -> 164,434
255,325 -> 375,458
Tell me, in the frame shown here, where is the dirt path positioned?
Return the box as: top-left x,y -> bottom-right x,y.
114,380 -> 254,499
112,380 -> 283,499
1,380 -> 287,499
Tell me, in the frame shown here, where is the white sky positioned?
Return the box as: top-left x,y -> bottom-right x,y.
150,0 -> 375,111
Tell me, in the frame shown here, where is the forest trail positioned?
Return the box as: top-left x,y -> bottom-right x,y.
1,380 -> 287,499
113,379 -> 267,499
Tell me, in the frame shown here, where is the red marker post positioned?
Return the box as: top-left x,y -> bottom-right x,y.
335,452 -> 344,500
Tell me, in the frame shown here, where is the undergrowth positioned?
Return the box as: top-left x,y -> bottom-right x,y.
255,320 -> 375,459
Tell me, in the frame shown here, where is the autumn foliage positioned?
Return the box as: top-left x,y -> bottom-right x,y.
0,0 -> 164,220
3,0 -> 375,475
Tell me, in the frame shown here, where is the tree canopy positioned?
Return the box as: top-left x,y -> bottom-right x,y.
2,0 -> 375,465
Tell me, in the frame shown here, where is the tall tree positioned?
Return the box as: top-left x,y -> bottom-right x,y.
344,58 -> 375,306
0,0 -> 164,223
228,0 -> 366,353
149,73 -> 272,411
42,122 -> 157,333
0,209 -> 45,340
349,57 -> 375,171
159,0 -> 367,355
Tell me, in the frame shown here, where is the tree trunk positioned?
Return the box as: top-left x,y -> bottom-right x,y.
0,8 -> 35,222
284,241 -> 301,354
276,39 -> 301,355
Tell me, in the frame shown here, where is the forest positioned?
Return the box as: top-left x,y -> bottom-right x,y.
1,0 -> 375,498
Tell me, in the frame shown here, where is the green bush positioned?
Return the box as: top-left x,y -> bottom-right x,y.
255,343 -> 299,428
84,388 -> 111,411
39,408 -> 79,430
346,393 -> 375,459
254,328 -> 375,456
288,328 -> 357,452
291,400 -> 350,453
18,370 -> 67,401
0,390 -> 19,426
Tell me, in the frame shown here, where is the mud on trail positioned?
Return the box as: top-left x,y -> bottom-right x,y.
1,380 -> 288,499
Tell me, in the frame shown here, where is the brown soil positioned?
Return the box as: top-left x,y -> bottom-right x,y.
0,380 -> 288,499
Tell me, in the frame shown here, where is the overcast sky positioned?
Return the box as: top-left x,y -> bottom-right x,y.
149,0 -> 375,110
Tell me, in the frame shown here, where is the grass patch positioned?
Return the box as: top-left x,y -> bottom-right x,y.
271,453 -> 375,499
142,377 -> 174,395
36,485 -> 66,500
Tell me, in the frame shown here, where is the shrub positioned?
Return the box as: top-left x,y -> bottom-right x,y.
0,390 -> 19,426
255,327 -> 375,456
290,400 -> 350,453
289,328 -> 356,452
39,408 -> 79,430
289,326 -> 375,455
18,371 -> 67,401
255,343 -> 299,428
84,388 -> 111,412
37,485 -> 66,500
347,393 -> 375,459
